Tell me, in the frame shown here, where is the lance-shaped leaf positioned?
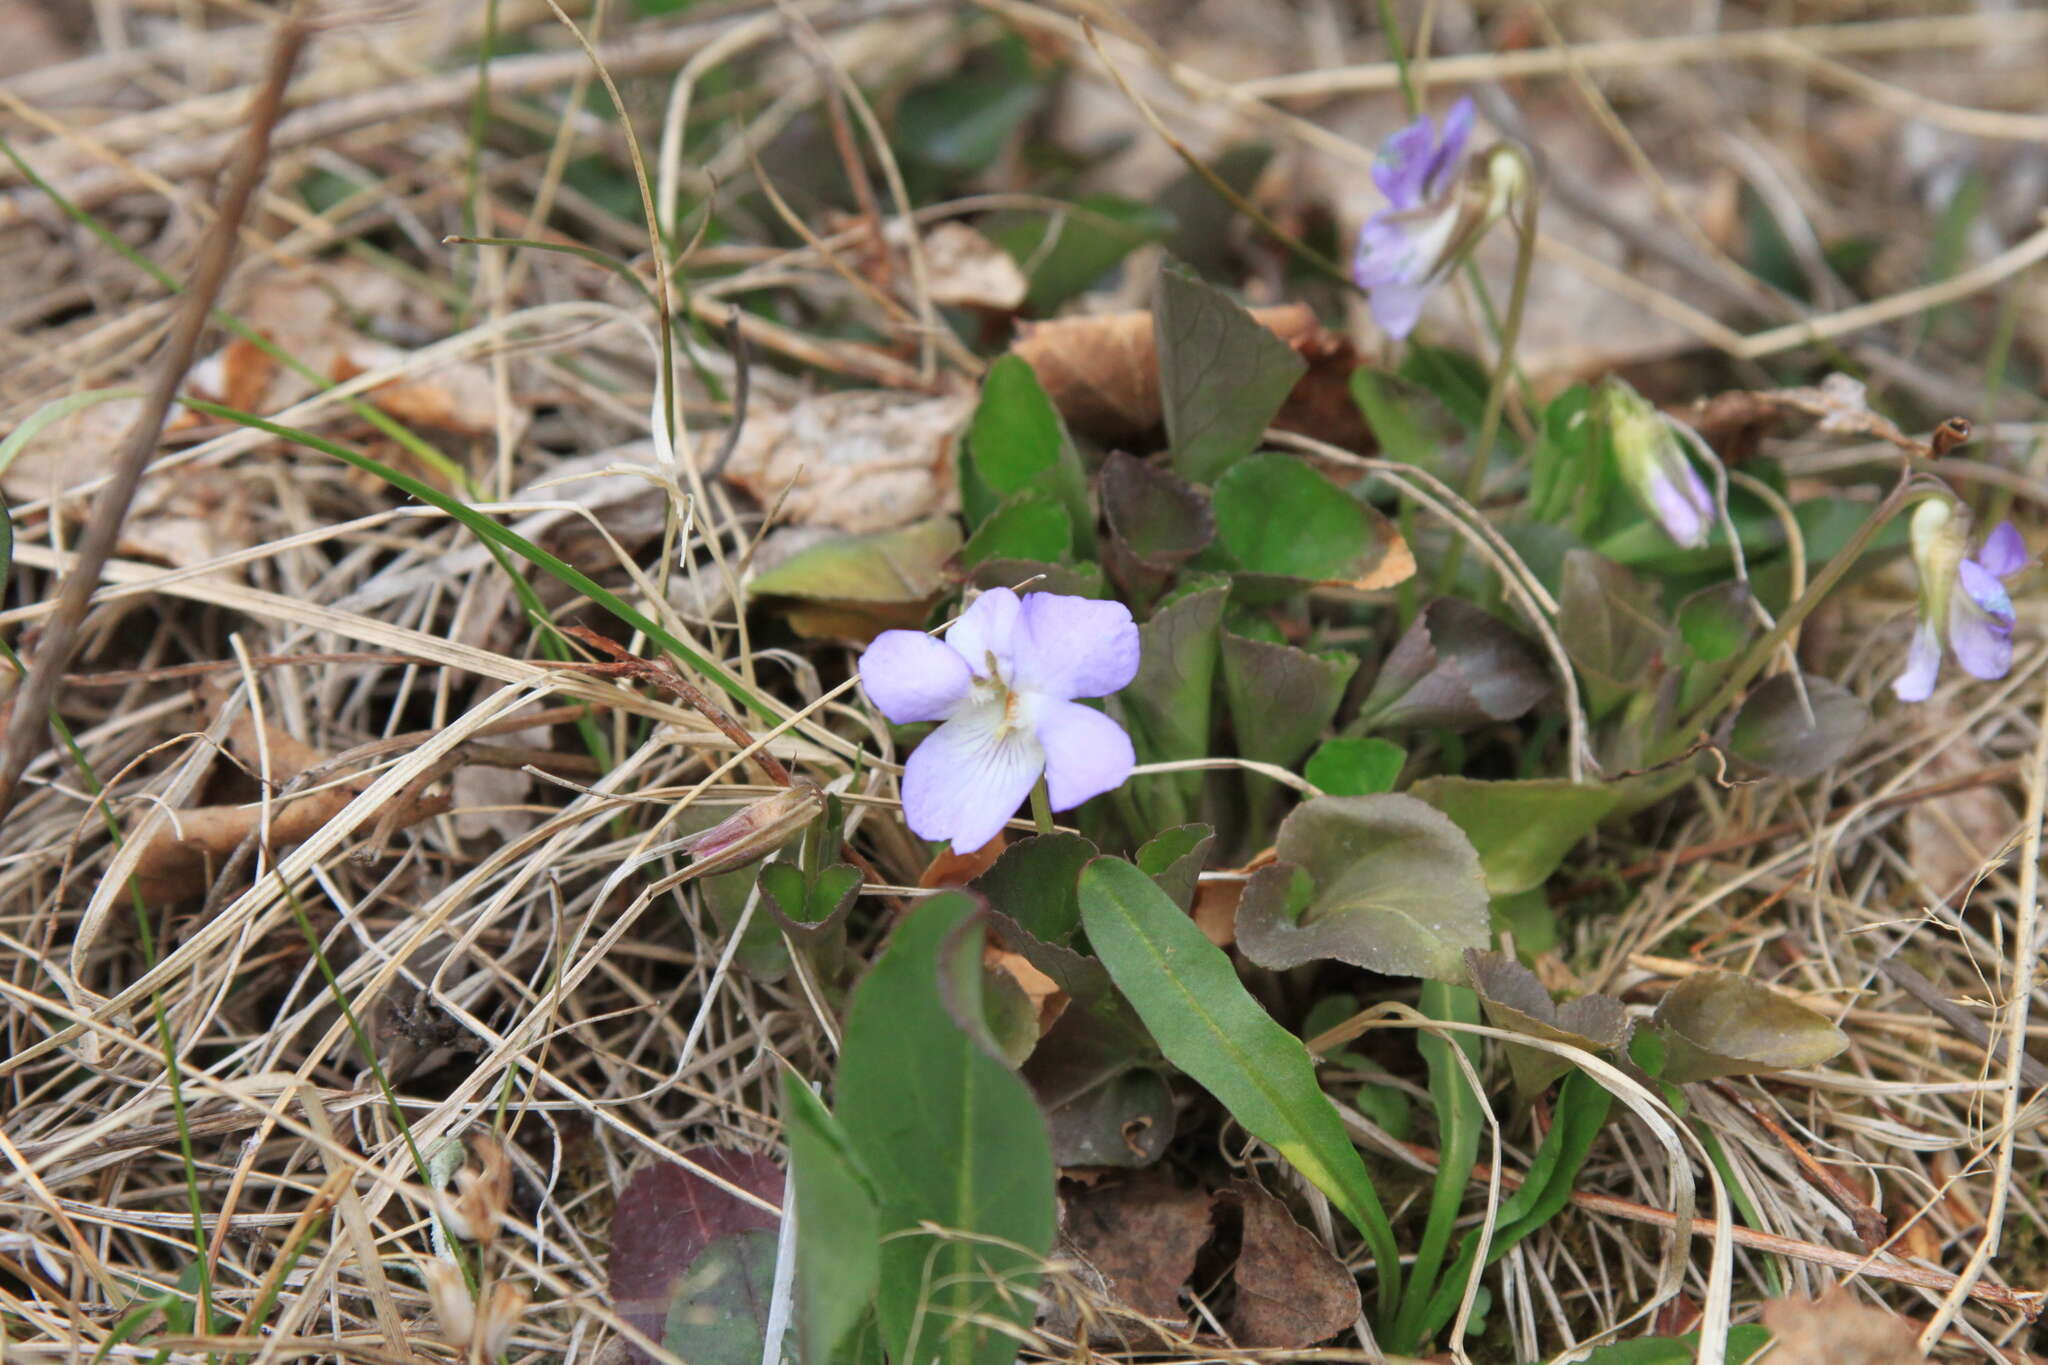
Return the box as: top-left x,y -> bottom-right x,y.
782,1077 -> 880,1365
1558,549 -> 1669,719
1213,454 -> 1414,598
837,894 -> 1055,1365
1353,598 -> 1552,733
1155,262 -> 1306,484
1234,795 -> 1490,981
1100,451 -> 1215,608
1727,672 -> 1869,780
1078,855 -> 1403,1317
1408,776 -> 1619,896
1650,969 -> 1849,1084
1465,950 -> 1630,1096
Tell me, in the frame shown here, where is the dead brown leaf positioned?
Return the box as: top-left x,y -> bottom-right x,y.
722,390 -> 970,534
1904,706 -> 2019,906
919,832 -> 1007,888
1012,303 -> 1370,449
1759,1292 -> 1925,1365
1226,1180 -> 1361,1348
916,221 -> 1028,311
1061,1172 -> 1214,1324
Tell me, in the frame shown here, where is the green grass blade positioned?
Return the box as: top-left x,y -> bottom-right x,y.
1076,854 -> 1401,1319
1392,980 -> 1483,1348
177,398 -> 776,723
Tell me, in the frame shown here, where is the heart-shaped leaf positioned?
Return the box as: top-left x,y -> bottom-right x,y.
1466,950 -> 1630,1096
970,833 -> 1095,946
1101,451 -> 1215,608
607,1149 -> 784,1365
1354,598 -> 1552,733
1234,795 -> 1490,981
1213,453 -> 1414,594
1558,549 -> 1669,719
1727,672 -> 1869,779
1408,776 -> 1619,896
748,517 -> 961,601
1155,262 -> 1306,484
1650,969 -> 1849,1084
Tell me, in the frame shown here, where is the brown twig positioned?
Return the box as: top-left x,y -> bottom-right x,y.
0,11 -> 310,830
1707,1079 -> 1889,1249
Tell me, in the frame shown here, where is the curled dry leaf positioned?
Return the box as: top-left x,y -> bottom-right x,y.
1011,303 -> 1371,449
721,389 -> 972,534
1226,1181 -> 1361,1348
911,220 -> 1029,311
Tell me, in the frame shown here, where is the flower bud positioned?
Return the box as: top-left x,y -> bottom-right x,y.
441,1135 -> 512,1248
1600,377 -> 1715,548
677,781 -> 824,875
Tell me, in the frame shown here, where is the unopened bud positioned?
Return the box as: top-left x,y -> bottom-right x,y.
441,1134 -> 512,1248
677,781 -> 823,875
1600,377 -> 1715,549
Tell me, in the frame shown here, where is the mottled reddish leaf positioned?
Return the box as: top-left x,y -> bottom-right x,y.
607,1148 -> 783,1362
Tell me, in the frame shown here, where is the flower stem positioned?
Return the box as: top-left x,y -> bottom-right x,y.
1029,776 -> 1055,835
1652,470 -> 1924,765
1436,187 -> 1537,596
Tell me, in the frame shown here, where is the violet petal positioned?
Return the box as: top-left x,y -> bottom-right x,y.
1948,592 -> 2015,682
900,700 -> 1044,854
1033,700 -> 1136,811
944,586 -> 1024,681
1959,558 -> 2016,622
857,629 -> 973,724
1975,521 -> 2029,579
1011,593 -> 1141,701
1891,621 -> 1942,701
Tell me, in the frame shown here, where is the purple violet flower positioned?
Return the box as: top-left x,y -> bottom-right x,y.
1893,500 -> 2029,702
1352,98 -> 1477,339
859,587 -> 1141,854
1600,376 -> 1716,549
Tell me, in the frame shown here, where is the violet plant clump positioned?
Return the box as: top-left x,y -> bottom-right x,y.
859,587 -> 1141,854
1893,499 -> 2029,702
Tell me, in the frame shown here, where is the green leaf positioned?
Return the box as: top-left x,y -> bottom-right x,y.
1353,599 -> 1551,733
1650,969 -> 1849,1084
1154,263 -> 1305,484
837,893 -> 1055,1365
1676,582 -> 1755,665
1727,672 -> 1869,779
1100,451 -> 1215,609
749,517 -> 962,601
969,354 -> 1066,496
1221,635 -> 1357,771
1579,1325 -> 1773,1365
1392,980 -> 1483,1351
1305,738 -> 1405,795
1407,776 -> 1619,896
1110,579 -> 1226,830
894,37 -> 1046,178
1212,453 -> 1411,589
961,491 -> 1072,568
1234,795 -> 1490,981
970,833 -> 1095,946
1466,950 -> 1630,1097
987,195 -> 1171,313
1134,823 -> 1216,911
1077,856 -> 1401,1316
967,356 -> 1091,544
1557,549 -> 1669,720
1350,368 -> 1449,470
661,1229 -> 778,1365
783,1076 -> 880,1365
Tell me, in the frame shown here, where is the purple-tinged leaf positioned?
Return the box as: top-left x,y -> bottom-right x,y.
607,1148 -> 783,1365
